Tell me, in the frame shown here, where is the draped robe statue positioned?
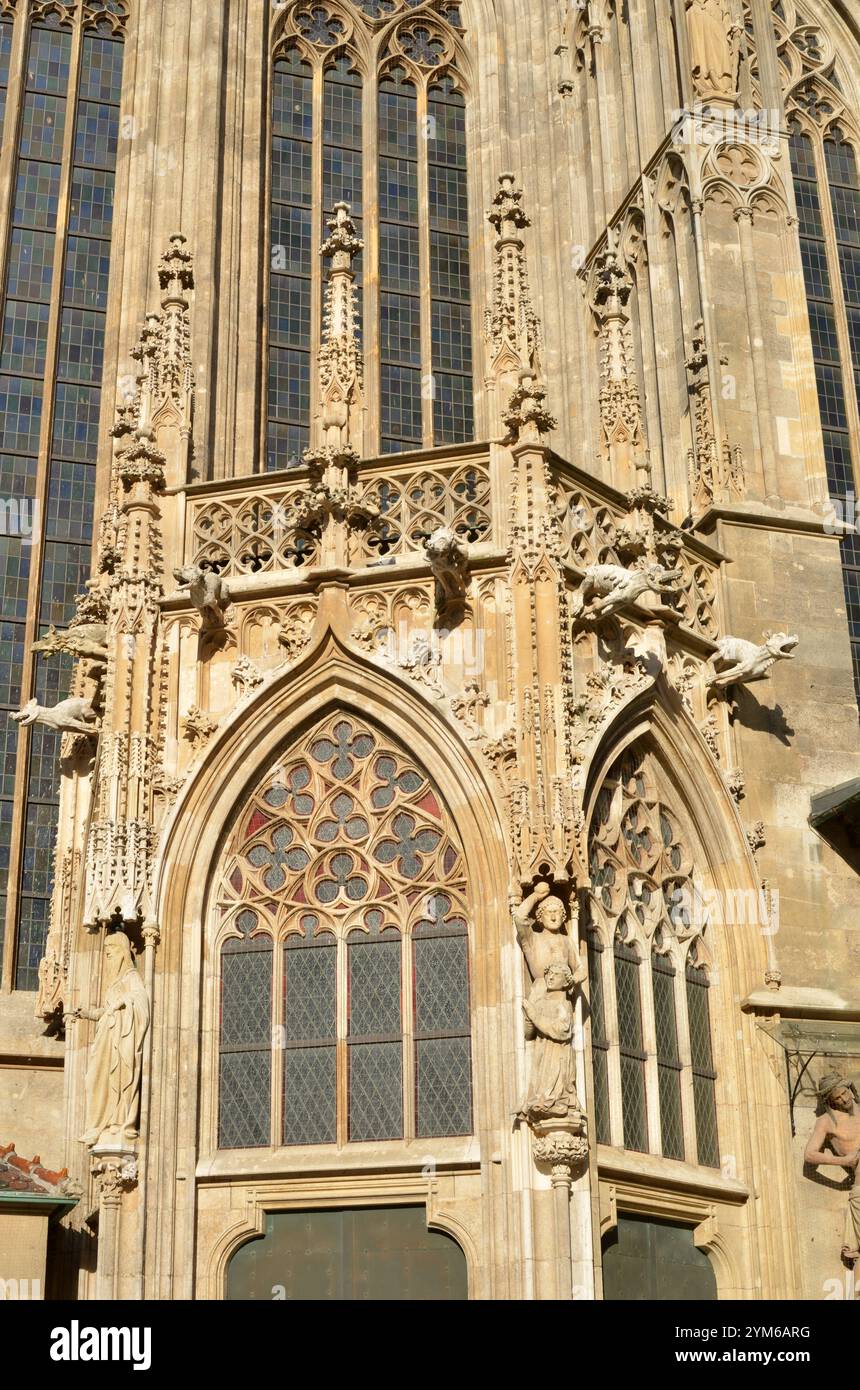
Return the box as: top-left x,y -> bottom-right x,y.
514,883 -> 587,1124
69,931 -> 150,1148
685,0 -> 740,101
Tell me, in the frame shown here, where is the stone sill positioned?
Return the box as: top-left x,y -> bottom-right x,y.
597,1145 -> 750,1204
196,1134 -> 480,1182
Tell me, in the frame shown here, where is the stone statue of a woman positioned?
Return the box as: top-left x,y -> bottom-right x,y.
68,931 -> 150,1149
514,882 -> 587,1125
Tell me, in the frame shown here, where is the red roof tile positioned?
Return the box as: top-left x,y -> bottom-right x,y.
0,1142 -> 69,1195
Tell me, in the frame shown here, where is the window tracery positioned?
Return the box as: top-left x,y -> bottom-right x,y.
216,712 -> 472,1148
266,0 -> 473,468
586,746 -> 719,1167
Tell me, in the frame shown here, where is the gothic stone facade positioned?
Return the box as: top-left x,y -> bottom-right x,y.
0,0 -> 859,1301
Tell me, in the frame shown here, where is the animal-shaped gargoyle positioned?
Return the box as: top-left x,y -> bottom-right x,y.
32,622 -> 108,664
571,562 -> 682,621
708,631 -> 798,689
12,696 -> 100,736
424,526 -> 469,617
172,564 -> 231,628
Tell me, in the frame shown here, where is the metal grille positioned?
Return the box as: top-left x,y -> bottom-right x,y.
652,954 -> 684,1161
686,963 -> 719,1167
615,941 -> 647,1152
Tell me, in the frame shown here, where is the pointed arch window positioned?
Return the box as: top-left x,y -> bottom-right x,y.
585,747 -> 720,1168
775,3 -> 860,700
266,0 -> 473,469
215,714 -> 473,1149
0,2 -> 127,989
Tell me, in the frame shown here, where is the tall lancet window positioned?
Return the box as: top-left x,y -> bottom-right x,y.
215,714 -> 473,1149
0,1 -> 127,989
774,5 -> 860,700
266,0 -> 473,470
585,747 -> 720,1168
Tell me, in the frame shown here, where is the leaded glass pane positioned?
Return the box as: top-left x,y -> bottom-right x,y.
74,101 -> 119,168
79,35 -> 123,103
283,1045 -> 336,1145
0,377 -> 44,453
38,539 -> 91,625
7,229 -> 55,303
219,1050 -> 271,1148
416,1036 -> 472,1137
269,346 -> 310,422
1,300 -> 49,375
13,160 -> 61,229
26,723 -> 61,802
348,1042 -> 403,1140
269,274 -> 311,349
221,951 -> 272,1048
686,964 -> 719,1168
652,956 -> 684,1161
14,893 -> 50,991
284,938 -> 336,1042
380,222 -> 419,292
430,231 -> 470,301
615,943 -> 647,1151
20,93 -> 67,161
381,292 -> 420,365
0,537 -> 32,623
271,136 -> 312,206
381,364 -> 421,444
0,621 -> 25,705
414,934 -> 469,1033
57,307 -> 105,382
273,65 -> 312,139
433,371 -> 473,444
587,935 -> 611,1145
69,167 -> 115,236
270,204 -> 312,276
348,936 -> 401,1036
26,25 -> 72,94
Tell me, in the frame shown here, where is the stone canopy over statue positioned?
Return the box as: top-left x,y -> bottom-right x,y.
514,882 -> 588,1125
68,931 -> 150,1150
684,0 -> 741,102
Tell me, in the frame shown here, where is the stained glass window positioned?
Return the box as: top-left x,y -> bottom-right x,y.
788,111 -> 860,701
216,714 -> 472,1148
266,1 -> 473,465
587,746 -> 720,1167
0,9 -> 125,988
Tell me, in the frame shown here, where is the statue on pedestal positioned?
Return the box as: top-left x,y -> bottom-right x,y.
514,882 -> 587,1125
68,931 -> 150,1149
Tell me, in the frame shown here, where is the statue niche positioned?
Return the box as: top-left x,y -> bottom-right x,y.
68,931 -> 150,1150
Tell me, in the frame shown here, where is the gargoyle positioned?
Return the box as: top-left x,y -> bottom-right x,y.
708,631 -> 798,689
424,526 -> 468,615
172,565 -> 230,627
571,562 -> 682,620
32,622 -> 108,664
12,696 -> 100,736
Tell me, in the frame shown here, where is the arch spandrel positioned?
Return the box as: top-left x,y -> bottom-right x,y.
151,586 -> 510,1000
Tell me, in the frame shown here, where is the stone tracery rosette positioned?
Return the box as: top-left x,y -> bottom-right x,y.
217,713 -> 467,943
